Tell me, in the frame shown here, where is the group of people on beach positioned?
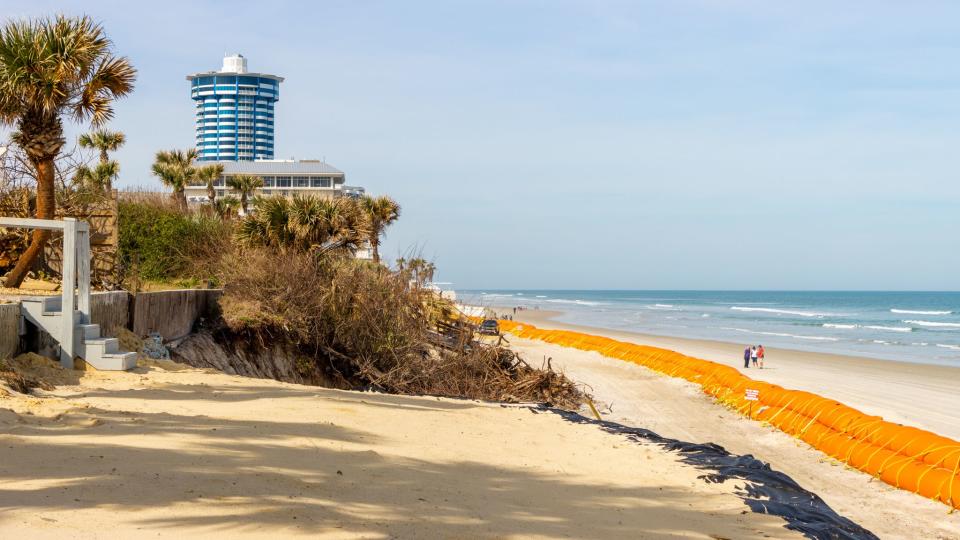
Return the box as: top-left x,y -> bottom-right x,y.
743,344 -> 765,369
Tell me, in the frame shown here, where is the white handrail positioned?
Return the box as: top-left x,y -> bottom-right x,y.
0,217 -> 69,230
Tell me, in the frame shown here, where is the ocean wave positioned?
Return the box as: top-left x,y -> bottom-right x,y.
823,323 -> 912,333
731,306 -> 839,318
936,344 -> 960,351
535,295 -> 547,298
545,299 -> 606,307
479,293 -> 514,298
904,320 -> 960,329
721,327 -> 840,342
891,309 -> 952,315
645,304 -> 680,311
865,325 -> 913,333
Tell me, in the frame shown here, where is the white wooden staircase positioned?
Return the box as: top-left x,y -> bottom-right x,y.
20,296 -> 137,370
2,216 -> 136,371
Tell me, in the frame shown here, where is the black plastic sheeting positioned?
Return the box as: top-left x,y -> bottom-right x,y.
529,406 -> 879,540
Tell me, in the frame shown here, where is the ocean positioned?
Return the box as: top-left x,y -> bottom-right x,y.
460,290 -> 960,367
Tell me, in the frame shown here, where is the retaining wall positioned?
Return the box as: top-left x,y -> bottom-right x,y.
130,289 -> 221,341
90,291 -> 129,338
0,303 -> 19,359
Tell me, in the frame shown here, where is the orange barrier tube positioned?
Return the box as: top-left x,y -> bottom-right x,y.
491,319 -> 960,509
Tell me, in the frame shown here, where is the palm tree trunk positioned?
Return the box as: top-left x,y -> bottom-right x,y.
241,193 -> 248,215
207,185 -> 216,205
371,236 -> 380,264
178,189 -> 188,213
99,149 -> 109,164
3,158 -> 56,288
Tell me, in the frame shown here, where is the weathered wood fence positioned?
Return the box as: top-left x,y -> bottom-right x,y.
0,303 -> 19,359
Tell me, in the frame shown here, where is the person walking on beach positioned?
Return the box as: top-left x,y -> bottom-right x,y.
757,345 -> 765,369
750,346 -> 758,367
743,346 -> 751,368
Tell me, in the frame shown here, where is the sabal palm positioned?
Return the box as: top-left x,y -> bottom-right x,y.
152,148 -> 198,212
226,174 -> 263,214
75,160 -> 119,191
78,129 -> 125,165
0,15 -> 136,287
195,163 -> 224,204
213,195 -> 239,220
237,195 -> 370,255
359,195 -> 401,263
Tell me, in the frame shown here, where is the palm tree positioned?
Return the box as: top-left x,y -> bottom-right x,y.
78,129 -> 125,165
74,160 -> 119,191
213,195 -> 240,220
0,15 -> 136,288
195,163 -> 224,204
226,174 -> 263,214
151,148 -> 198,212
237,195 -> 371,255
359,195 -> 401,264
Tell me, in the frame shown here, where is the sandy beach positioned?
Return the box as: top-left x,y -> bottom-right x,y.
506,308 -> 960,441
0,356 -> 807,539
500,308 -> 960,539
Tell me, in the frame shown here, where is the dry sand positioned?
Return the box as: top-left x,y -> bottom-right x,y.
504,309 -> 960,540
0,357 -> 801,539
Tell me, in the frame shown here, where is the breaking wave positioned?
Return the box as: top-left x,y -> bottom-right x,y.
731,306 -> 839,318
891,309 -> 952,315
721,327 -> 840,342
904,320 -> 960,329
823,323 -> 912,333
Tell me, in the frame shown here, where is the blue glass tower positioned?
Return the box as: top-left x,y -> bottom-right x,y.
187,54 -> 283,161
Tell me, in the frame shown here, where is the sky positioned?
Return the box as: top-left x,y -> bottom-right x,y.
4,1 -> 960,290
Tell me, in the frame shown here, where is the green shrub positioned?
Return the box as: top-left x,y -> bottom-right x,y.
118,201 -> 229,282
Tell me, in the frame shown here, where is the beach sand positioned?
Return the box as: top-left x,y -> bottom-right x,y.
503,309 -> 960,539
0,357 -> 801,539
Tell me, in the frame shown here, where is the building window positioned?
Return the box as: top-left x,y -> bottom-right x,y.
260,176 -> 274,187
276,176 -> 291,188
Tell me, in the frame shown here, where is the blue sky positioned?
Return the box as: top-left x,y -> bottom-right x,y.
5,1 -> 960,290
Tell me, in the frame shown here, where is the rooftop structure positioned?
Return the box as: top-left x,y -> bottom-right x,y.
187,54 -> 283,162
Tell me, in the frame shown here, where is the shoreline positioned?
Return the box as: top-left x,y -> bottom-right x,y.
491,306 -> 960,441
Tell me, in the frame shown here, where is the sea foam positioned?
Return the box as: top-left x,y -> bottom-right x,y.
721,327 -> 840,341
731,306 -> 837,318
891,309 -> 952,315
905,320 -> 960,329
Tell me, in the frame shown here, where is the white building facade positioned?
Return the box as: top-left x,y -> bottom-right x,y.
185,159 -> 365,203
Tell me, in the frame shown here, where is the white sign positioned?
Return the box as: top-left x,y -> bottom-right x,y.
745,389 -> 760,401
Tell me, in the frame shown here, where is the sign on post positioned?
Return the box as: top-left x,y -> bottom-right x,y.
745,388 -> 759,418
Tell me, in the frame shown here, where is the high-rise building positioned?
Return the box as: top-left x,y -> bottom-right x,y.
187,54 -> 283,161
